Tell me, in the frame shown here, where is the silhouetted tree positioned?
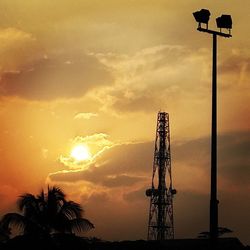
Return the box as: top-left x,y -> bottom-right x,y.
0,186 -> 94,238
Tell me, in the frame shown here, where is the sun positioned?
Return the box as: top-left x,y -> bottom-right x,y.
70,144 -> 91,161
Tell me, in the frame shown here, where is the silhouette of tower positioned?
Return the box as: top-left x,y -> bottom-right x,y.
146,112 -> 176,240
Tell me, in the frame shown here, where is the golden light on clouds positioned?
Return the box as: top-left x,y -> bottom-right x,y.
70,144 -> 91,161
57,133 -> 115,171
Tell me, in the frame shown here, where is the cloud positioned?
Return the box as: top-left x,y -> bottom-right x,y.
218,132 -> 250,187
49,169 -> 146,189
219,50 -> 250,74
172,131 -> 250,192
0,28 -> 40,72
90,44 -> 211,113
123,186 -> 147,202
102,174 -> 146,188
48,130 -> 250,209
86,191 -> 110,204
50,130 -> 250,192
74,112 -> 98,120
218,50 -> 250,89
174,191 -> 210,238
0,28 -> 35,47
48,141 -> 153,190
0,52 -> 113,100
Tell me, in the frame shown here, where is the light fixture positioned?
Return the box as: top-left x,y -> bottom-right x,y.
216,15 -> 232,34
193,9 -> 211,29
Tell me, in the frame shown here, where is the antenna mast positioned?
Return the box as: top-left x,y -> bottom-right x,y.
146,112 -> 176,240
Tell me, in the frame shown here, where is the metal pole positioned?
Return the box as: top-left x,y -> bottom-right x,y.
210,33 -> 218,240
195,19 -> 232,242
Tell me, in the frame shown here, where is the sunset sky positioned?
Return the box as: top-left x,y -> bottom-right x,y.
0,0 -> 249,245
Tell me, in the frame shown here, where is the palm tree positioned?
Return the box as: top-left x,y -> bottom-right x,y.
0,186 -> 94,238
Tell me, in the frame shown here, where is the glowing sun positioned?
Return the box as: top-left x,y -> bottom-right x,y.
70,144 -> 91,161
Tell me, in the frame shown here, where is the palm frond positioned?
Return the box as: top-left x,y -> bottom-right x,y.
52,213 -> 72,233
37,190 -> 47,212
1,213 -> 26,231
18,194 -> 38,212
60,201 -> 83,219
48,186 -> 66,201
70,218 -> 94,233
37,190 -> 45,201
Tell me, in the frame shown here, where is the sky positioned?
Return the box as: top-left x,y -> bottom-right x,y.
0,0 -> 249,245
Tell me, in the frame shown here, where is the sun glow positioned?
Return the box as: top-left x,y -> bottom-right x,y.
70,144 -> 91,161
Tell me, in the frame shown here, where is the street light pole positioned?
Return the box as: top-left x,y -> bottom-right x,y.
197,27 -> 231,241
210,32 -> 218,240
193,10 -> 232,241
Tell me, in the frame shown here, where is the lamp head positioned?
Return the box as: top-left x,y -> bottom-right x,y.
216,15 -> 232,29
193,9 -> 211,28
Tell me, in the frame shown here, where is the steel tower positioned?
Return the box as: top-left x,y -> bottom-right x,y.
146,112 -> 176,240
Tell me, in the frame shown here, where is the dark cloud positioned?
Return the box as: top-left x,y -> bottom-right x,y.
173,136 -> 210,166
86,186 -> 250,241
218,132 -> 250,185
49,130 -> 250,242
50,169 -> 146,188
84,193 -> 148,241
51,131 -> 250,191
85,191 -> 110,204
174,191 -> 210,238
0,53 -> 113,100
173,131 -> 250,189
219,191 -> 250,244
92,142 -> 153,175
50,142 -> 154,184
122,188 -> 250,241
51,130 -> 250,241
102,174 -> 145,188
123,187 -> 148,202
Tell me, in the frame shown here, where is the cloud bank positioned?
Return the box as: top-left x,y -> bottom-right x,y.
48,131 -> 250,241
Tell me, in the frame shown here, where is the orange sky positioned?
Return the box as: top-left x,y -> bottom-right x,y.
0,0 -> 249,245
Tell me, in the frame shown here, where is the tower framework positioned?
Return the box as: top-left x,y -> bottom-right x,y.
146,112 -> 176,240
